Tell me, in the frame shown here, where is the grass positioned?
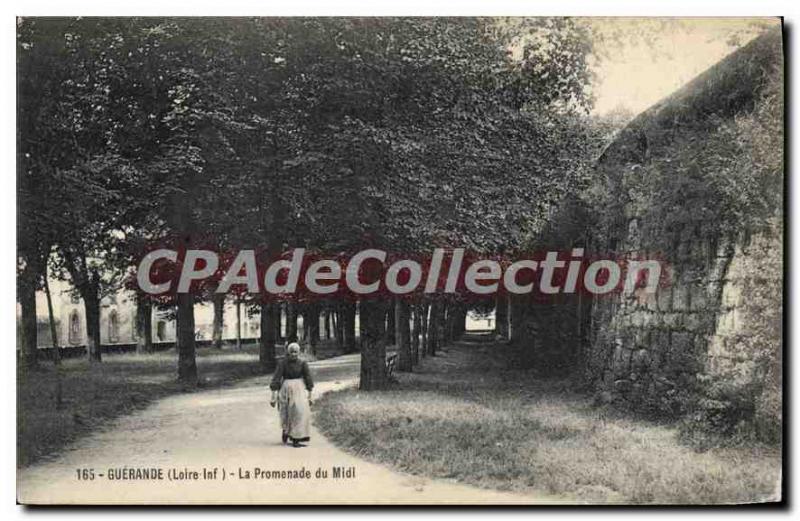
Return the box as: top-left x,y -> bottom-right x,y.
314,336 -> 782,505
17,338 -> 346,468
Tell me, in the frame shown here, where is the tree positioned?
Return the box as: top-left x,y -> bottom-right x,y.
342,302 -> 358,354
259,301 -> 279,371
135,293 -> 153,354
18,19 -> 197,365
212,294 -> 225,350
359,299 -> 389,390
395,299 -> 412,372
17,18 -> 80,369
263,18 -> 594,388
18,18 -> 596,389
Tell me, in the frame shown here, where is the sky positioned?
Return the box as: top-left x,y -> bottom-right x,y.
588,18 -> 780,116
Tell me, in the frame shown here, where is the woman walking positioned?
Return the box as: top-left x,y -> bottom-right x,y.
269,343 -> 314,447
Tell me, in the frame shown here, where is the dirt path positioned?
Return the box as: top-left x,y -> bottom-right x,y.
18,353 -> 566,505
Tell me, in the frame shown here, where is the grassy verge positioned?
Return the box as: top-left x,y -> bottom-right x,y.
18,340 -> 344,467
314,338 -> 781,504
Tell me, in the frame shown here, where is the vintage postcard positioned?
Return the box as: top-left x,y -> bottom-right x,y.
16,16 -> 784,505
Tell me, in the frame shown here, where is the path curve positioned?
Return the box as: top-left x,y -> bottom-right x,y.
18,354 -> 566,505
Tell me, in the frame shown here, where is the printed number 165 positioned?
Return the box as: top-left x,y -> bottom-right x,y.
76,468 -> 95,480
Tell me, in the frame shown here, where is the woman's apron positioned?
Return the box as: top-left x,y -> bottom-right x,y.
278,378 -> 311,442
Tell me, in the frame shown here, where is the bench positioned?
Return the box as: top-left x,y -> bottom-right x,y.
385,353 -> 399,379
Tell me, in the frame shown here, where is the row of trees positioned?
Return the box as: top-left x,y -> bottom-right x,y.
18,17 -> 595,389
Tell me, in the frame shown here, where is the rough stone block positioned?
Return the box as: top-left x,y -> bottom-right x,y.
683,312 -> 707,332
648,350 -> 663,371
708,355 -> 734,374
662,313 -> 684,329
691,285 -> 708,311
717,310 -> 735,335
667,331 -> 703,372
657,287 -> 672,312
616,312 -> 631,328
650,330 -> 669,352
643,312 -> 659,328
638,289 -> 659,311
691,240 -> 708,262
706,281 -> 723,301
672,285 -> 690,311
677,240 -> 691,261
693,334 -> 708,365
618,328 -> 635,350
671,331 -> 691,352
707,335 -> 726,358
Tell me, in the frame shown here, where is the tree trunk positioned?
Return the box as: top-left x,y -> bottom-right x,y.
43,273 -> 60,360
495,294 -> 509,340
259,302 -> 277,372
323,309 -> 331,340
420,303 -> 429,358
212,294 -> 224,350
453,306 -> 467,340
286,302 -> 298,342
450,305 -> 459,341
443,303 -> 452,345
43,271 -> 63,407
508,294 -> 519,342
445,303 -> 466,343
307,303 -> 320,357
276,303 -> 284,342
235,296 -> 242,350
176,293 -> 197,386
332,306 -> 344,350
359,299 -> 388,391
437,303 -> 446,350
385,302 -> 396,346
135,296 -> 153,354
411,304 -> 421,365
396,299 -> 412,372
343,301 -> 357,354
299,309 -> 307,342
428,301 -> 440,357
83,286 -> 102,363
18,273 -> 38,370
236,296 -> 242,351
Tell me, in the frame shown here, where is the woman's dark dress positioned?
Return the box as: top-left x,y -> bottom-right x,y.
270,359 -> 314,392
270,359 -> 314,443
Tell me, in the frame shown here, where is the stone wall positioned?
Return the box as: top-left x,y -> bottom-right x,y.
510,29 -> 783,439
584,222 -> 781,421
579,29 -> 783,434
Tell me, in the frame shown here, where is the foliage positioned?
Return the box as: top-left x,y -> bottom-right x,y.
18,18 -> 598,301
680,376 -> 763,450
593,30 -> 783,256
586,31 -> 782,444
